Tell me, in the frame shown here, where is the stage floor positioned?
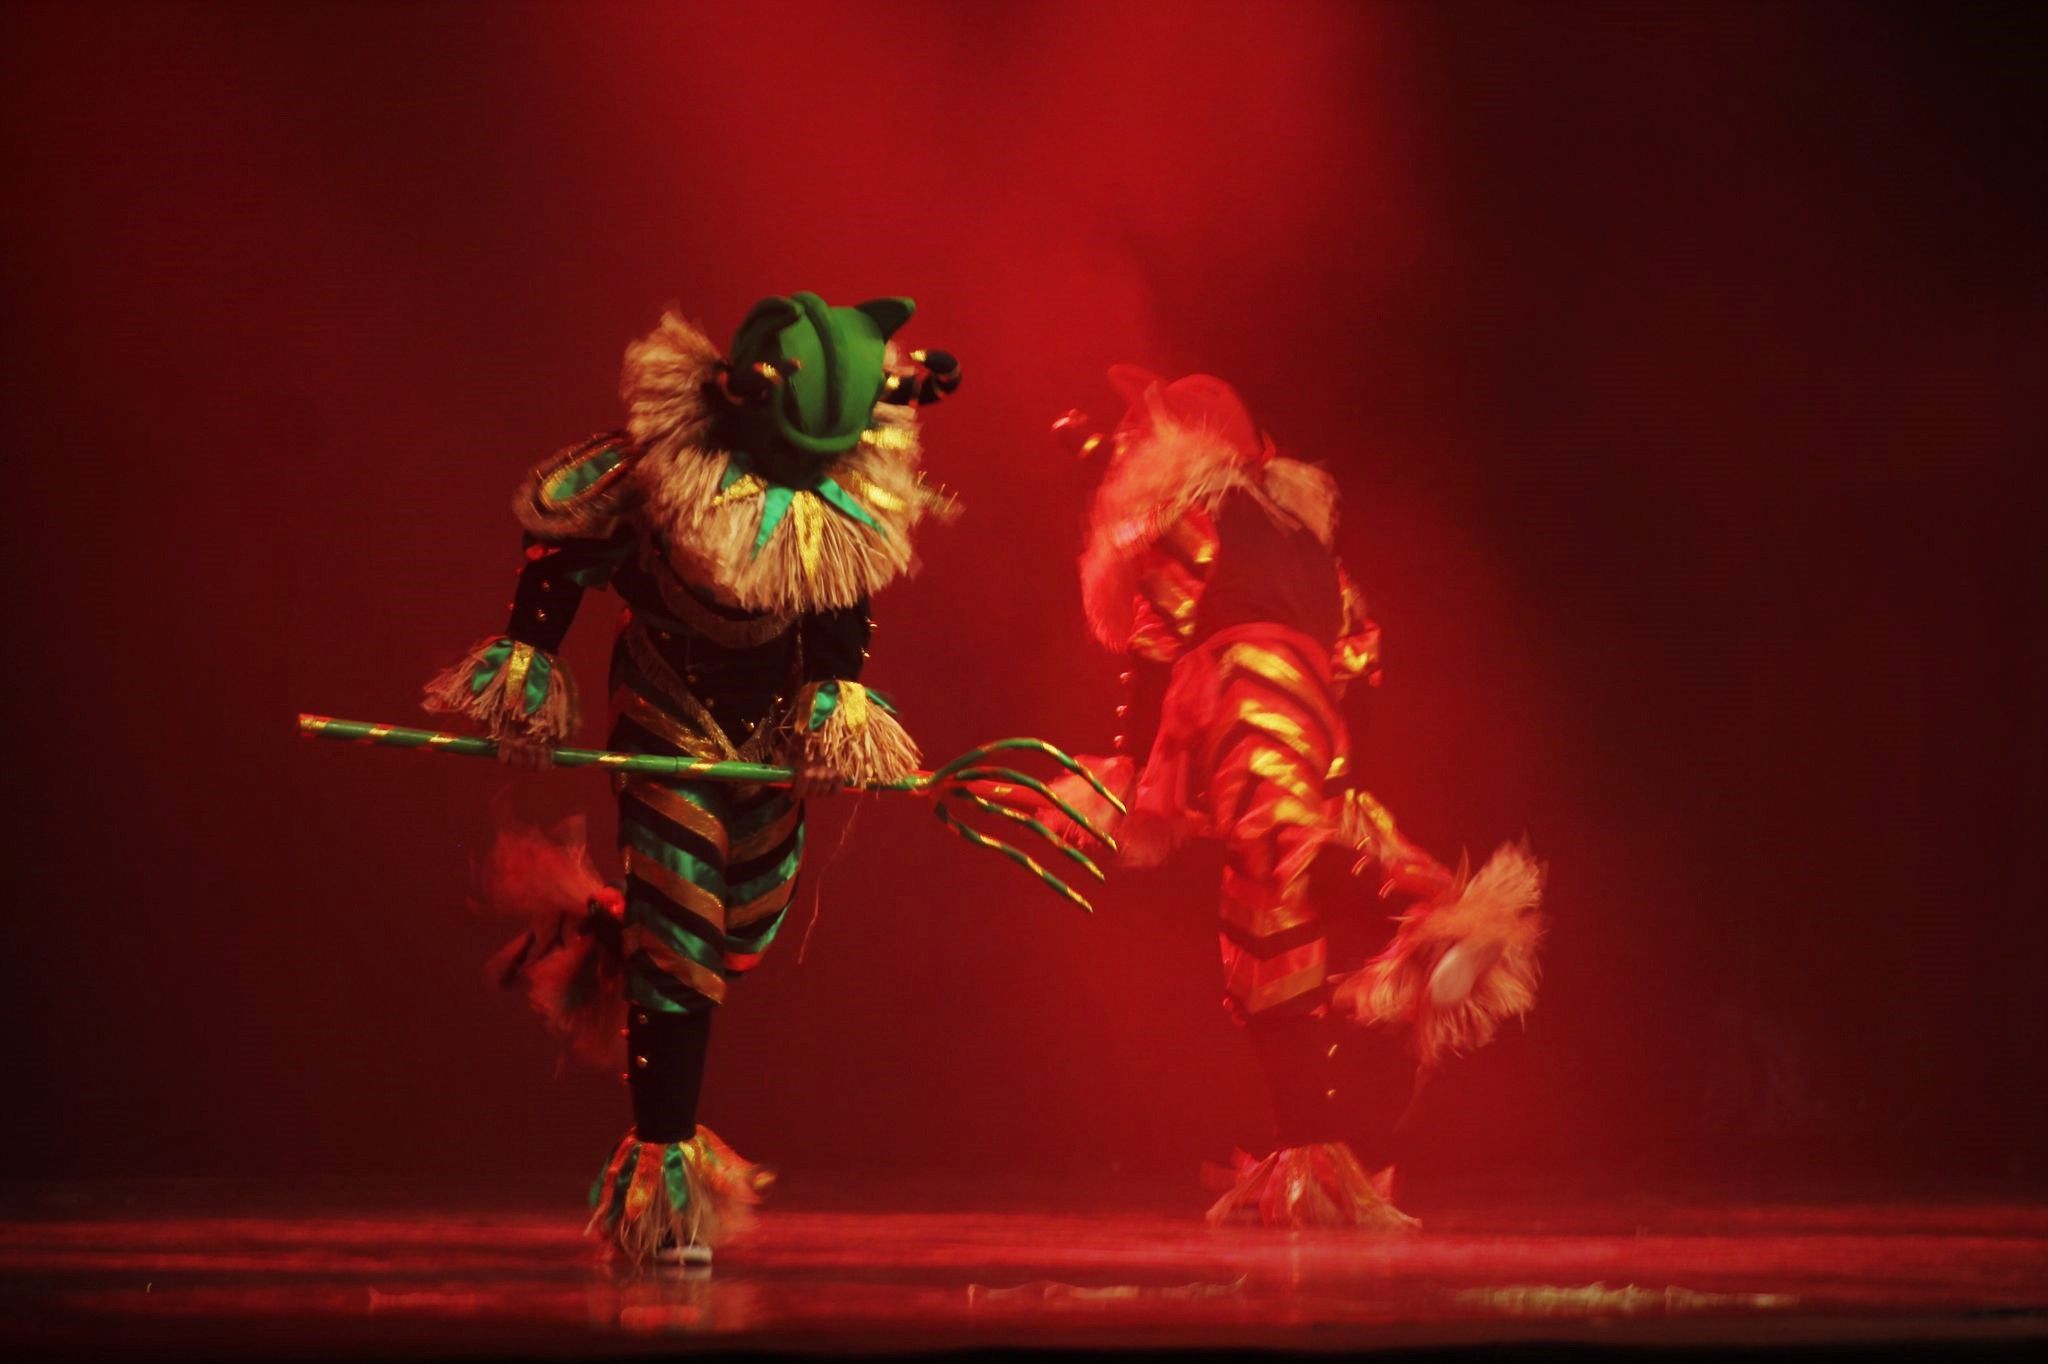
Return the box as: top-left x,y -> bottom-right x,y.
3,1182 -> 2044,1359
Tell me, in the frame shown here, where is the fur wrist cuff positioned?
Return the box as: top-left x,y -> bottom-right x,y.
422,636 -> 580,743
793,680 -> 920,786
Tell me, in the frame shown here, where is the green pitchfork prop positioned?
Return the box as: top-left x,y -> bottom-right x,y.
297,714 -> 1125,912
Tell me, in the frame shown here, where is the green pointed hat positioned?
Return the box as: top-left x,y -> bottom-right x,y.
722,291 -> 915,462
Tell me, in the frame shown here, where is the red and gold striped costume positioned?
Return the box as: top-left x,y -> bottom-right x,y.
1117,506 -> 1385,1021
1069,368 -> 1542,1229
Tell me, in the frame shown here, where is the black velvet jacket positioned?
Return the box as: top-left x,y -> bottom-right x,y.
505,524 -> 870,757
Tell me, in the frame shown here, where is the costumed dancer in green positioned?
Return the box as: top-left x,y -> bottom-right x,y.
422,292 -> 961,1269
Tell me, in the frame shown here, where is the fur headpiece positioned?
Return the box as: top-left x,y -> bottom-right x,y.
1078,367 -> 1337,651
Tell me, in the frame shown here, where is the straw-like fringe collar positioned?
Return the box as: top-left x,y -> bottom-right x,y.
622,312 -> 941,615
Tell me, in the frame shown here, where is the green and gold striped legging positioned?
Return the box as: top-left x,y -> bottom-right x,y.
613,772 -> 804,1013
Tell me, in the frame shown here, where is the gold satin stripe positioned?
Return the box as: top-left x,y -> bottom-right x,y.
728,877 -> 797,929
613,687 -> 727,760
1237,935 -> 1326,986
1227,812 -> 1300,857
730,805 -> 800,864
626,926 -> 728,1005
1224,666 -> 1339,744
1333,637 -> 1379,676
854,475 -> 907,512
1235,696 -> 1331,760
1223,642 -> 1314,694
1218,933 -> 1288,998
1247,964 -> 1325,1015
1140,560 -> 1202,631
713,471 -> 767,505
620,627 -> 778,761
1138,584 -> 1195,630
1229,659 -> 1337,724
501,641 -> 535,704
1224,938 -> 1328,1015
1235,793 -> 1329,837
624,781 -> 730,860
791,490 -> 826,578
1246,746 -> 1323,805
1161,508 -> 1219,566
1129,607 -> 1184,663
1349,790 -> 1401,840
624,846 -> 726,931
836,680 -> 872,734
1222,701 -> 1323,767
1219,877 -> 1319,938
860,423 -> 915,456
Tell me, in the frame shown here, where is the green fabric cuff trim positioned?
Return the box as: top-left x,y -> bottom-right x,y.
805,680 -> 899,732
662,1144 -> 690,1217
467,638 -> 557,717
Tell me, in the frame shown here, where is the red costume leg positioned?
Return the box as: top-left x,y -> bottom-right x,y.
1197,629 -> 1418,1231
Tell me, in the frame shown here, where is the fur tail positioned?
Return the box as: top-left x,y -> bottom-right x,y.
472,816 -> 627,1069
1337,839 -> 1546,1066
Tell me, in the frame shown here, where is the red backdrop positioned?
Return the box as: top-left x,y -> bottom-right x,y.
2,0 -> 2041,1204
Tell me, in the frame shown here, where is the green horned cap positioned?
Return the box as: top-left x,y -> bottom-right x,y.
724,291 -> 915,462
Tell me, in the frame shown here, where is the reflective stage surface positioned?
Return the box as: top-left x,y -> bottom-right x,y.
3,1183 -> 2043,1359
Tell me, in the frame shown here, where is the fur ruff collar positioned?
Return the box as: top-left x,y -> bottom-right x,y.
1079,414 -> 1338,651
621,312 -> 949,614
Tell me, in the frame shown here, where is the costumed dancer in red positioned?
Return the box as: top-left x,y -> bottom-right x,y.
1046,367 -> 1546,1229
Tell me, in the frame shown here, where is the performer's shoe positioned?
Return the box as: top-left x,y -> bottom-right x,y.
587,1127 -> 769,1272
1204,1141 -> 1420,1231
652,1235 -> 712,1271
